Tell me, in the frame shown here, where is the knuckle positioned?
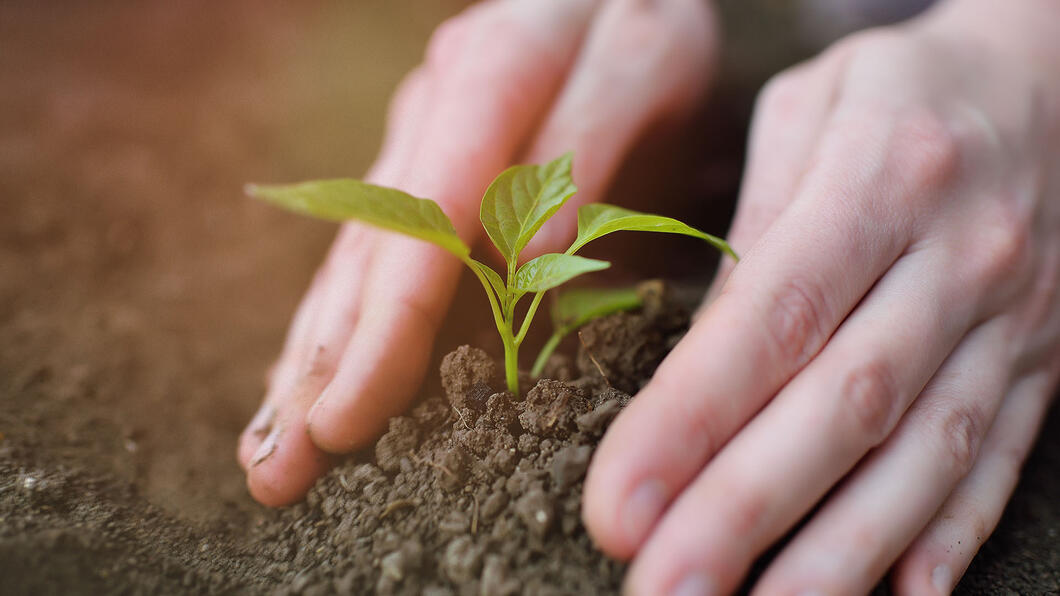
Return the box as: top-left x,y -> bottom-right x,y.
847,523 -> 884,553
972,207 -> 1031,285
765,278 -> 830,368
722,486 -> 767,537
664,381 -> 719,457
932,403 -> 987,478
885,108 -> 961,196
993,438 -> 1031,486
839,360 -> 900,444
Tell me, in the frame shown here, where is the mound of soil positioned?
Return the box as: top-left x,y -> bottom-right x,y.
249,284 -> 694,595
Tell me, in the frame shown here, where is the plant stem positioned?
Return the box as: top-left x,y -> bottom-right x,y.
501,332 -> 519,395
466,259 -> 518,394
514,291 -> 545,345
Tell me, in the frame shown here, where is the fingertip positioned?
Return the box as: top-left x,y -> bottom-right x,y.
581,462 -> 629,559
245,425 -> 333,508
583,417 -> 667,560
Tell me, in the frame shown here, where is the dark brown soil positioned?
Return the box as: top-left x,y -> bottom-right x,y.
1,2 -> 1057,595
249,312 -> 674,595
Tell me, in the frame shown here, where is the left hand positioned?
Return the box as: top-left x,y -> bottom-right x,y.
583,2 -> 1060,594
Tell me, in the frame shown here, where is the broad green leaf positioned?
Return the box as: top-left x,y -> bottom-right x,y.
468,258 -> 506,304
247,179 -> 470,258
569,203 -> 737,260
552,286 -> 642,330
479,153 -> 577,264
514,253 -> 610,294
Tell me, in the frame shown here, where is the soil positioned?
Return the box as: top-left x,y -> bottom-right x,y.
1,2 -> 1057,595
249,295 -> 689,596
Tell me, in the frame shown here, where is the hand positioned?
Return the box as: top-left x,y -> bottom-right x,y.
237,0 -> 719,506
584,3 -> 1060,593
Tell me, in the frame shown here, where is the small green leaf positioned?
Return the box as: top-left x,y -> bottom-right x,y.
479,153 -> 577,264
468,258 -> 506,304
552,286 -> 642,330
247,179 -> 470,258
514,253 -> 610,294
569,203 -> 737,260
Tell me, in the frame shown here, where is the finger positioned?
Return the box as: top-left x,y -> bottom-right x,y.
751,316 -> 1011,595
241,228 -> 376,504
305,235 -> 460,452
236,56 -> 436,472
301,0 -> 600,454
522,0 -> 718,257
399,0 -> 600,235
237,261 -> 328,469
244,354 -> 337,506
585,101 -> 950,557
890,368 -> 1057,595
368,66 -> 434,185
622,242 -> 983,594
704,49 -> 851,304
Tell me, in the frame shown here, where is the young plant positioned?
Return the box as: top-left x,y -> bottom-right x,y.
247,153 -> 736,396
530,285 -> 644,379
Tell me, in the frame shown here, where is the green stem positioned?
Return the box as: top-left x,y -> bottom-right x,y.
501,331 -> 519,395
501,258 -> 521,395
466,260 -> 519,393
514,291 -> 546,346
530,328 -> 567,378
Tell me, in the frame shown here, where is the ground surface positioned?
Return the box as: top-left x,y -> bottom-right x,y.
0,2 -> 1057,594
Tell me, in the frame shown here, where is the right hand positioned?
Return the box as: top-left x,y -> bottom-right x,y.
236,0 -> 720,506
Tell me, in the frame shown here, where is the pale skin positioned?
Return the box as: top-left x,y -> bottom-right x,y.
236,0 -> 1060,593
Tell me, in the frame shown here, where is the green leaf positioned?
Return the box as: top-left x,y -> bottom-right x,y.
468,258 -> 506,304
513,253 -> 610,294
552,286 -> 642,330
479,153 -> 577,264
569,203 -> 737,260
247,179 -> 470,258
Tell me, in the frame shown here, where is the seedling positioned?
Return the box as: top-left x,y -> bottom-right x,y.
247,153 -> 736,396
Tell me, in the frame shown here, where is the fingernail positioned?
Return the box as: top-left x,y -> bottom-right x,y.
247,403 -> 276,440
622,479 -> 668,546
931,564 -> 953,594
250,427 -> 279,466
671,571 -> 717,596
